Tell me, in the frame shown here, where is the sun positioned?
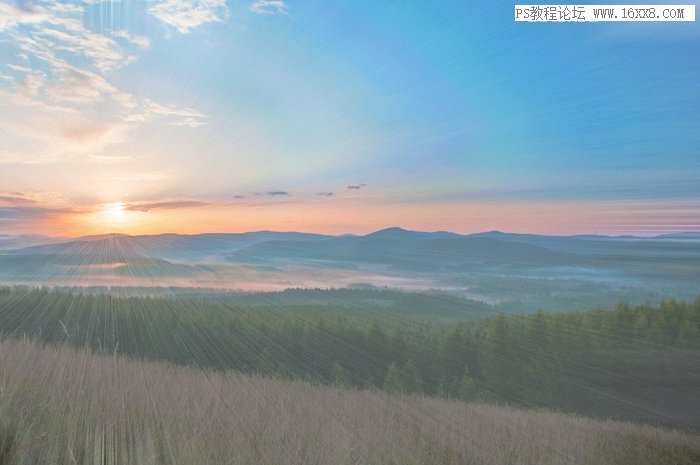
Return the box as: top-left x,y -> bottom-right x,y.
60,202 -> 148,236
96,203 -> 136,231
104,203 -> 126,223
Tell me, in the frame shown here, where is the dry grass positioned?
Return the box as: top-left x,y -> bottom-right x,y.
0,339 -> 698,465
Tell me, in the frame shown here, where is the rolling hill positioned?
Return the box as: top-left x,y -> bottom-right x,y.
1,228 -> 699,310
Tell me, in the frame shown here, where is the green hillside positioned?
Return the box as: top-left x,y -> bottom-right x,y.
1,286 -> 698,429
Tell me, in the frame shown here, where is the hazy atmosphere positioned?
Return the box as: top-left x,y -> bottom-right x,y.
0,1 -> 699,464
1,0 -> 698,236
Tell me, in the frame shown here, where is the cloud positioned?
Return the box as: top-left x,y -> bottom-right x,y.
233,195 -> 245,199
125,99 -> 208,127
0,195 -> 36,205
149,0 -> 229,33
124,200 -> 210,212
17,71 -> 46,97
113,30 -> 151,50
35,19 -> 128,74
1,191 -> 70,204
0,2 -> 50,32
7,64 -> 32,73
1,2 -> 131,74
0,104 -> 130,155
60,122 -> 122,144
347,184 -> 367,190
87,154 -> 132,163
0,205 -> 67,222
266,191 -> 289,196
0,1 -> 209,157
317,192 -> 334,197
250,0 -> 288,15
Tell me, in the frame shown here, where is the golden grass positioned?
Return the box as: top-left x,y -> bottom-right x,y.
0,339 -> 698,465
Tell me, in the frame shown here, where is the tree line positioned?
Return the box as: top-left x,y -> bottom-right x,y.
0,286 -> 698,425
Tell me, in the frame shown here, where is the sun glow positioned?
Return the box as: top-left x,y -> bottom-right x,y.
105,203 -> 126,221
95,203 -> 138,232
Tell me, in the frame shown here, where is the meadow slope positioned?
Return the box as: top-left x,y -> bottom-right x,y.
0,339 -> 698,465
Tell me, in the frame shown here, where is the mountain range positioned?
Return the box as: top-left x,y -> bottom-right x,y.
1,227 -> 698,311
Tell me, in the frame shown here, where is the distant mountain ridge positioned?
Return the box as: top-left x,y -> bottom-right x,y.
0,234 -> 69,251
4,231 -> 328,262
3,227 -> 700,264
1,228 -> 699,310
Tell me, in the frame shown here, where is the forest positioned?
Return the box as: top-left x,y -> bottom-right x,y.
1,286 -> 698,429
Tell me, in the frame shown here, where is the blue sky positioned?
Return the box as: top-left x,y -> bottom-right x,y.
0,0 -> 698,235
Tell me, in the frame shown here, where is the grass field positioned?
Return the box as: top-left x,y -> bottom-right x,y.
0,338 -> 698,465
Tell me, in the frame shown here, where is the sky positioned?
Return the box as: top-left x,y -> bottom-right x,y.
0,0 -> 698,237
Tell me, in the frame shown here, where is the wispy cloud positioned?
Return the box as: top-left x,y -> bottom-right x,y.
0,191 -> 72,208
125,99 -> 208,128
124,200 -> 210,212
347,184 -> 367,190
266,191 -> 289,196
113,30 -> 151,50
250,0 -> 288,15
2,2 -> 130,75
0,2 -> 50,32
317,192 -> 334,197
149,0 -> 229,33
0,205 -> 68,222
0,0 -> 208,158
0,195 -> 36,205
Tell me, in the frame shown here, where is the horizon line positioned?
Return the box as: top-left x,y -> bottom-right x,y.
5,227 -> 700,241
